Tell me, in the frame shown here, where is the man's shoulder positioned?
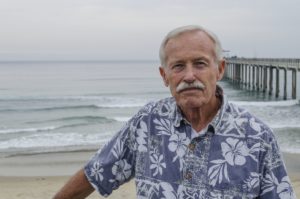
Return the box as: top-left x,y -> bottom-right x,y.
135,97 -> 176,117
224,101 -> 273,137
226,101 -> 266,123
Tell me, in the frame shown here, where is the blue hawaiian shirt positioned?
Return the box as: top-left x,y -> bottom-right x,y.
84,90 -> 296,198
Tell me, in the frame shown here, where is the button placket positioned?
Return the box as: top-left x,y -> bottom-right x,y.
188,142 -> 195,151
184,171 -> 193,180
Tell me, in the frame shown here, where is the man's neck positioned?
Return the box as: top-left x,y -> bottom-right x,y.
181,95 -> 221,132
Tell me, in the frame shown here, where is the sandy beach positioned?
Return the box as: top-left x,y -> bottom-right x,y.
0,151 -> 299,199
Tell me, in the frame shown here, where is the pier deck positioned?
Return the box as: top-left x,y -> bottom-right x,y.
225,58 -> 299,99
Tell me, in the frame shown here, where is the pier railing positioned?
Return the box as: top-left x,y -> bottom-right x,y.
225,58 -> 299,99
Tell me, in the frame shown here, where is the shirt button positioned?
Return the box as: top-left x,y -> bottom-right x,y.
188,143 -> 195,151
185,172 -> 193,180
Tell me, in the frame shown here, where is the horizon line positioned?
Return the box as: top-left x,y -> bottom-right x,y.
0,59 -> 159,63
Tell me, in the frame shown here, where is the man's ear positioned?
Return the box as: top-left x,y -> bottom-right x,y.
217,59 -> 226,81
159,66 -> 169,87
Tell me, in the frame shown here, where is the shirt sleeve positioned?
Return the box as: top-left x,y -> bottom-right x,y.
83,118 -> 137,197
259,131 -> 296,199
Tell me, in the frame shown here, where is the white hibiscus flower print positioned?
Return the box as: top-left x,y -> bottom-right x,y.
90,162 -> 104,182
262,173 -> 296,198
243,172 -> 260,191
111,159 -> 132,183
136,120 -> 148,152
249,118 -> 261,132
154,118 -> 174,136
261,171 -> 278,195
150,153 -> 166,176
112,138 -> 124,158
277,176 -> 296,199
168,133 -> 190,161
221,137 -> 249,166
208,159 -> 229,186
160,182 -> 178,199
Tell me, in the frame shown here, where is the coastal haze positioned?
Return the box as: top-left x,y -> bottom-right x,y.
0,0 -> 300,61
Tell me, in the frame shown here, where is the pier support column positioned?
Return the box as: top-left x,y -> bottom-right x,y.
283,68 -> 287,100
260,66 -> 263,90
245,64 -> 248,87
228,63 -> 231,80
230,63 -> 232,79
238,64 -> 241,85
226,63 -> 230,79
236,63 -> 239,84
292,68 -> 297,99
252,65 -> 256,90
248,65 -> 251,88
263,66 -> 268,93
269,66 -> 273,96
232,63 -> 234,81
256,65 -> 260,91
275,67 -> 280,98
241,64 -> 244,86
233,64 -> 236,84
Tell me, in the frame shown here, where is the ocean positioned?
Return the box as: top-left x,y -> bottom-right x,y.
0,61 -> 299,157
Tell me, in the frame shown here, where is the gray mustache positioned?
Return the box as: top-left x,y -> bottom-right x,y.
176,81 -> 205,93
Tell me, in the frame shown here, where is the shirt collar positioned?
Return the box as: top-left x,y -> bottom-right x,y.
170,98 -> 184,128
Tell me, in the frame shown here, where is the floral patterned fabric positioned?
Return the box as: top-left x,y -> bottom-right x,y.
84,92 -> 295,198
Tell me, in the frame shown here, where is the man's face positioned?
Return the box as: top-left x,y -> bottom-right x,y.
159,30 -> 225,110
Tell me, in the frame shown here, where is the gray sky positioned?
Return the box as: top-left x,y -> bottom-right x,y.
0,0 -> 299,61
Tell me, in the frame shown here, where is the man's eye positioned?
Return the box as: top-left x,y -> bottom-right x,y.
194,61 -> 207,67
172,64 -> 184,70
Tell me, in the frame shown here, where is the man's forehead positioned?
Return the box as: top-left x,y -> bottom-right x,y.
164,31 -> 216,63
165,30 -> 214,47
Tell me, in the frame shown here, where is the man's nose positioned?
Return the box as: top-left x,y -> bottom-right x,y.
183,64 -> 196,83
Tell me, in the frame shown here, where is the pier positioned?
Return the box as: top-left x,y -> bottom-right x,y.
225,58 -> 300,100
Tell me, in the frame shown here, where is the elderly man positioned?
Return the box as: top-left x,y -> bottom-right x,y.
54,25 -> 295,198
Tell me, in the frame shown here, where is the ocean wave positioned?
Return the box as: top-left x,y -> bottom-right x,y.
0,104 -> 143,113
0,116 -> 116,134
231,99 -> 299,107
0,105 -> 102,112
26,115 -> 118,124
280,148 -> 300,154
46,115 -> 115,123
0,126 -> 57,134
0,93 -> 163,102
0,102 -> 147,113
95,103 -> 145,108
112,117 -> 131,122
32,105 -> 102,111
0,132 -> 112,150
270,124 -> 300,129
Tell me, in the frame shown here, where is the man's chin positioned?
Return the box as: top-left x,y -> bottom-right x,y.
179,89 -> 203,95
177,97 -> 206,109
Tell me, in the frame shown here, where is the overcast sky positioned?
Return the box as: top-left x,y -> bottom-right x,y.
0,0 -> 299,61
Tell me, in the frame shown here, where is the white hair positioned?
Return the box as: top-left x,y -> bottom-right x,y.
159,25 -> 223,67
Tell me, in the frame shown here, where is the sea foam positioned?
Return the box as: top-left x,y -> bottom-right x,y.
231,99 -> 299,107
